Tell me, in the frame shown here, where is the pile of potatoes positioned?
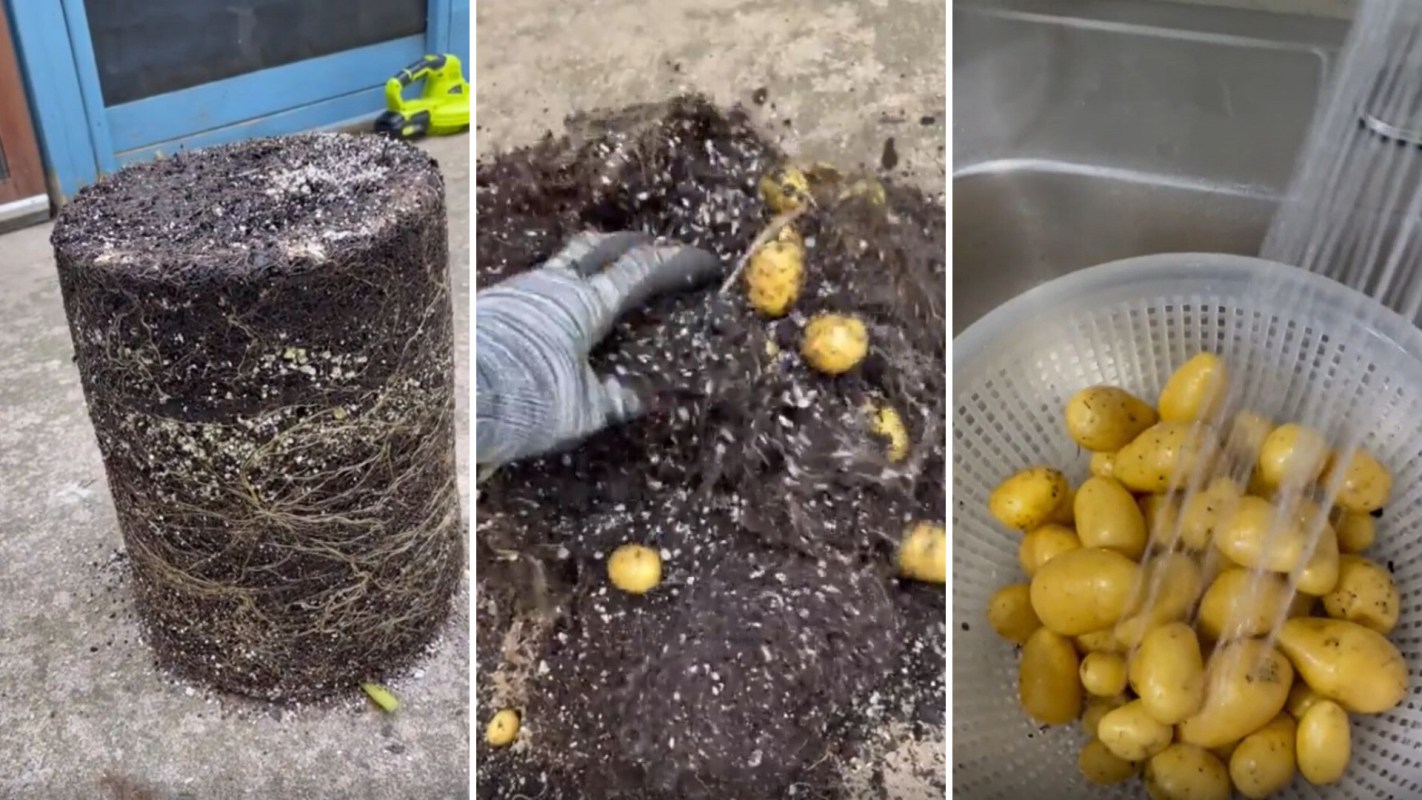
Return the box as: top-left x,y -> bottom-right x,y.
985,353 -> 1410,799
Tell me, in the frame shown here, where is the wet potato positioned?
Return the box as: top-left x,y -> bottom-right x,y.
982,352 -> 1408,797
990,466 -> 1070,531
1065,385 -> 1159,452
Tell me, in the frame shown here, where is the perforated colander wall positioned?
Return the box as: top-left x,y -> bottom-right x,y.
953,255 -> 1422,799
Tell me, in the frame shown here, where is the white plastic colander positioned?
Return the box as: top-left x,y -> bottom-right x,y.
952,253 -> 1422,799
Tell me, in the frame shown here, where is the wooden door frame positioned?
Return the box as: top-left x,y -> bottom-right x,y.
0,1 -> 46,208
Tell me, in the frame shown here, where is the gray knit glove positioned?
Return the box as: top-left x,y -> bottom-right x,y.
475,232 -> 725,472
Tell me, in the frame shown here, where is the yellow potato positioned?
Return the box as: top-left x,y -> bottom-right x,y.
1090,451 -> 1116,478
1144,744 -> 1231,800
1130,622 -> 1205,725
1065,386 -> 1159,452
759,166 -> 811,212
1229,713 -> 1297,799
1075,628 -> 1123,655
1276,617 -> 1408,714
1018,627 -> 1082,725
1294,522 -> 1340,597
486,708 -> 521,747
1099,699 -> 1174,761
744,240 -> 804,317
1322,554 -> 1400,634
864,402 -> 909,463
1030,547 -> 1139,636
1113,422 -> 1217,494
1047,485 -> 1077,526
800,313 -> 868,375
1296,700 -> 1350,785
1178,639 -> 1292,749
1257,423 -> 1329,490
1082,694 -> 1129,737
1078,737 -> 1139,785
897,522 -> 946,584
1332,510 -> 1376,554
1210,740 -> 1240,764
990,466 -> 1070,531
1226,411 -> 1273,465
1214,495 -> 1309,573
1075,476 -> 1148,560
1245,470 -> 1275,500
1176,477 -> 1243,551
1140,494 -> 1183,548
1197,568 -> 1291,641
1158,353 -> 1229,424
1287,681 -> 1324,719
986,583 -> 1040,644
1080,651 -> 1130,697
607,544 -> 662,594
1324,446 -> 1392,514
1017,524 -> 1081,578
1115,553 -> 1202,649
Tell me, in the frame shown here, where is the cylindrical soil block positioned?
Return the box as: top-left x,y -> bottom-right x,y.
51,133 -> 463,701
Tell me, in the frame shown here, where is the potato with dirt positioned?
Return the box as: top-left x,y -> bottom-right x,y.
744,239 -> 804,318
1177,639 -> 1293,749
898,522 -> 946,584
1324,446 -> 1392,514
1322,554 -> 1400,633
1113,421 -> 1217,493
1065,385 -> 1159,451
1276,617 -> 1408,714
990,466 -> 1071,531
800,313 -> 869,375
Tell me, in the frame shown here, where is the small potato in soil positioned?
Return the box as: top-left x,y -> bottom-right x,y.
898,522 -> 946,584
486,708 -> 521,747
865,401 -> 910,462
800,313 -> 868,375
759,166 -> 811,212
607,544 -> 662,595
744,239 -> 805,318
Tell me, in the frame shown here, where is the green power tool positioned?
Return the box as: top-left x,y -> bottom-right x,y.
373,54 -> 470,140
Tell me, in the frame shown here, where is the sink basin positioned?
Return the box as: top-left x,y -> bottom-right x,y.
953,0 -> 1350,334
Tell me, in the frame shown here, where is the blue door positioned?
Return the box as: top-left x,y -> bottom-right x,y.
4,0 -> 468,203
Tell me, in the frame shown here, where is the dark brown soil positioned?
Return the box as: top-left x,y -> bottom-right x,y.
475,96 -> 945,799
52,133 -> 463,702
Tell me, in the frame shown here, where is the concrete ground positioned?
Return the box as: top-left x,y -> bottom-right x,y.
475,0 -> 947,196
474,1 -> 946,798
0,135 -> 471,800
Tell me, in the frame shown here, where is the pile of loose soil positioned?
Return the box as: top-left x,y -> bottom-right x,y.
475,95 -> 945,799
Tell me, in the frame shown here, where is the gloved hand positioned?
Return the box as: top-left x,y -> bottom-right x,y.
475,231 -> 725,473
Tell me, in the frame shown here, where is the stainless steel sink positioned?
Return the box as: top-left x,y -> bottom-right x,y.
953,0 -> 1350,334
